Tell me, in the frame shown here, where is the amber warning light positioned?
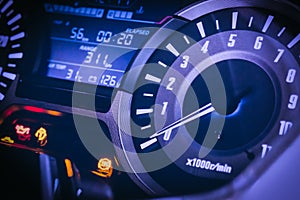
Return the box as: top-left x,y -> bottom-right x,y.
92,158 -> 113,178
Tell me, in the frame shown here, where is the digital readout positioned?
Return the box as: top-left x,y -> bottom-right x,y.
46,14 -> 154,88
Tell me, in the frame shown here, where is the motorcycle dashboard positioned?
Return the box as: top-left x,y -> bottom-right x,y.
0,0 -> 299,199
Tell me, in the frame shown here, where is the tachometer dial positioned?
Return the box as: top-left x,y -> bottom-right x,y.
0,0 -> 25,102
116,0 -> 299,197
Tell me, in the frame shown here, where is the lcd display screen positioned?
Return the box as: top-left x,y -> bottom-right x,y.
44,3 -> 156,88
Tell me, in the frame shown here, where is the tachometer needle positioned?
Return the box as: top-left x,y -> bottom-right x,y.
140,103 -> 215,150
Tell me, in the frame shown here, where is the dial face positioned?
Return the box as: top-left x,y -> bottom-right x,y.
117,0 -> 300,196
0,0 -> 25,101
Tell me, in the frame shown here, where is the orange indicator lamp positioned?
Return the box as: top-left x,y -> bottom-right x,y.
64,159 -> 74,178
34,127 -> 48,147
92,158 -> 113,178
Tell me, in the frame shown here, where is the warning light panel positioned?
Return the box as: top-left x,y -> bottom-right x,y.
0,105 -> 67,152
92,158 -> 113,178
12,123 -> 49,147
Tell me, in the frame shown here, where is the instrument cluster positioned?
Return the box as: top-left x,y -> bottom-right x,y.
0,0 -> 299,199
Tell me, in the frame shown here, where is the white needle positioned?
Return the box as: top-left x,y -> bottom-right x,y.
140,103 -> 215,149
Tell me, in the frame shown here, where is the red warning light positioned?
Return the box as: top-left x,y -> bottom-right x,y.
23,106 -> 44,113
15,124 -> 31,141
23,106 -> 62,117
